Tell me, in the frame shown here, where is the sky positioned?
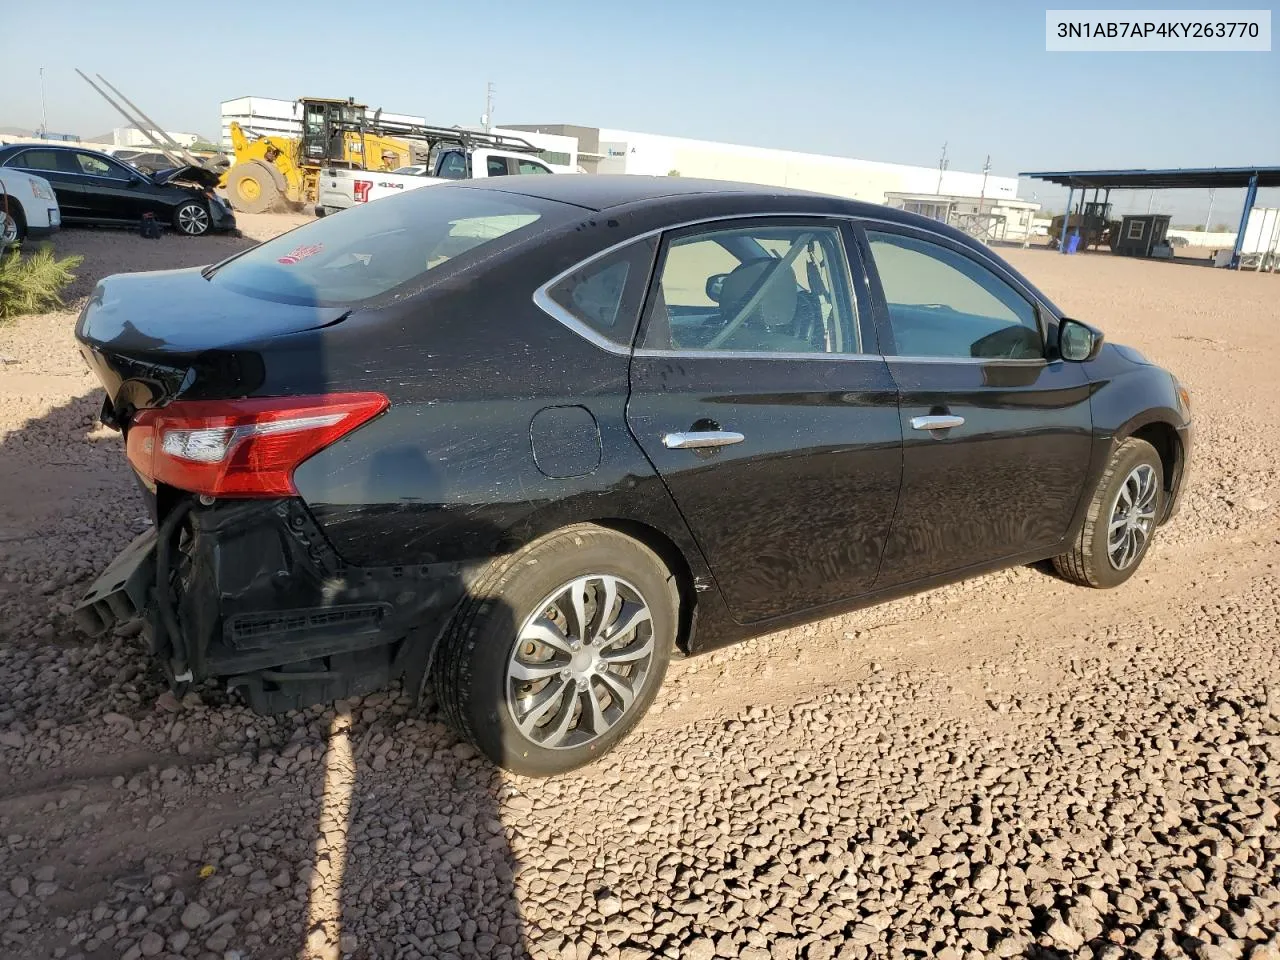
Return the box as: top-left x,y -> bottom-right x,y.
3,0 -> 1276,223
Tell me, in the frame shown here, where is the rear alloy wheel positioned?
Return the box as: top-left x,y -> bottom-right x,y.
1,207 -> 25,245
434,525 -> 675,776
507,575 -> 657,750
173,201 -> 210,237
1053,437 -> 1164,588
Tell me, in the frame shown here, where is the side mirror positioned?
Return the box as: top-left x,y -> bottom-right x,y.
1058,317 -> 1104,362
705,273 -> 727,302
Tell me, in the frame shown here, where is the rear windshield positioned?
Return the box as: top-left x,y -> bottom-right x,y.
207,187 -> 554,306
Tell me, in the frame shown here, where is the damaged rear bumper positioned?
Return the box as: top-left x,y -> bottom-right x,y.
74,498 -> 483,714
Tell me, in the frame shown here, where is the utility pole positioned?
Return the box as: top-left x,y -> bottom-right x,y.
39,67 -> 48,139
1147,190 -> 1155,214
1204,188 -> 1216,232
936,142 -> 949,194
978,154 -> 991,215
481,81 -> 495,133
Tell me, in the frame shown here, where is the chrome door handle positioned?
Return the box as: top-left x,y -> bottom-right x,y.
910,415 -> 965,431
662,430 -> 746,450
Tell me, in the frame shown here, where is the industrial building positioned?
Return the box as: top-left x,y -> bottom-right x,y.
505,124 -> 1020,210
883,192 -> 1042,242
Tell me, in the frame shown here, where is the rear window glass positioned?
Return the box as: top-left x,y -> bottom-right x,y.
545,239 -> 656,347
207,188 -> 552,306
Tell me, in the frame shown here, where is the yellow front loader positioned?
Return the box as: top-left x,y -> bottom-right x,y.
220,98 -> 413,214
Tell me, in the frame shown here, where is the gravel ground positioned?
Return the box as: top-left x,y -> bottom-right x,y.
1,220 -> 1278,960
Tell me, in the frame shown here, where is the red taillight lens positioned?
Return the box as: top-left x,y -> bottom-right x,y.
126,393 -> 389,498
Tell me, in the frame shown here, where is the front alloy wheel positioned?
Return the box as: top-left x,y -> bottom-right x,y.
1107,463 -> 1158,570
507,575 -> 656,750
174,202 -> 210,236
1,210 -> 22,245
1053,436 -> 1164,588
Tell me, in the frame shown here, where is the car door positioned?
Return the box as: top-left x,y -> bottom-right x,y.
72,152 -> 144,223
3,148 -> 87,219
626,217 -> 902,624
856,222 -> 1094,587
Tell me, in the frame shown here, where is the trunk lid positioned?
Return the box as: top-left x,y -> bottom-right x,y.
76,267 -> 349,418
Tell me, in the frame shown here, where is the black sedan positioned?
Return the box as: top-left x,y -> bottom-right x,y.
72,176 -> 1191,775
0,144 -> 236,237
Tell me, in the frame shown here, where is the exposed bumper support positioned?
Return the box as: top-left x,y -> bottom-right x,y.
73,498 -> 483,714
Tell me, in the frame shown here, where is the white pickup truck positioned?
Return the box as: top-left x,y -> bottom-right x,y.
316,146 -> 565,216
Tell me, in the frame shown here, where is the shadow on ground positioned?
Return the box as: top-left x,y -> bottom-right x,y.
0,247 -> 530,958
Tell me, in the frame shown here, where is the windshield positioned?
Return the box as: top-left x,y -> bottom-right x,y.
207,187 -> 553,306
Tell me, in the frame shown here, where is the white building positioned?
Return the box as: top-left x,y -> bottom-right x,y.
506,124 -> 1019,206
85,126 -> 204,148
884,192 -> 1042,242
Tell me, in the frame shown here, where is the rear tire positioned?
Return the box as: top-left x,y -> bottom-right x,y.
173,201 -> 210,236
225,162 -> 280,215
433,524 -> 676,777
1053,437 -> 1163,588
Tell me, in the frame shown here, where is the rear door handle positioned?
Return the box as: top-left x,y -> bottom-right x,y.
662,430 -> 745,450
910,415 -> 965,431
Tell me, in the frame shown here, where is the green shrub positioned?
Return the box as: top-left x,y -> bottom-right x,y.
0,244 -> 83,322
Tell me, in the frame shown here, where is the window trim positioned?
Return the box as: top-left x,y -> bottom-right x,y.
1127,220 -> 1145,240
541,237 -> 657,351
532,212 -> 1062,362
855,221 -> 1050,363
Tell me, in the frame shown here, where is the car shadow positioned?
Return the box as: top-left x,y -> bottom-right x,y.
0,304 -> 529,958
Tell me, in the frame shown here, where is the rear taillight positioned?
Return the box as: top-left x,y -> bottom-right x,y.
126,393 -> 388,498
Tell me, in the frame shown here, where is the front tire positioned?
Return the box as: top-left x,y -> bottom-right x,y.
225,162 -> 280,214
1054,437 -> 1164,588
1,205 -> 25,245
173,201 -> 210,237
434,525 -> 676,777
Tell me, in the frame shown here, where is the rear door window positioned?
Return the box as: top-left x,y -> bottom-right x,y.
209,188 -> 562,306
9,149 -> 62,172
486,156 -> 509,177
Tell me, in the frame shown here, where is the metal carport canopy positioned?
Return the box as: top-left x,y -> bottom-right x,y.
1019,166 -> 1280,264
1019,166 -> 1280,190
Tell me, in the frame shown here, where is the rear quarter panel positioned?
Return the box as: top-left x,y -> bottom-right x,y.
287,210 -> 709,575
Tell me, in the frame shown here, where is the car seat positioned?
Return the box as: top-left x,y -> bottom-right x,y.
714,258 -> 808,352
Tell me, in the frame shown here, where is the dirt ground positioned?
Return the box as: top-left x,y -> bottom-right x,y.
1,216 -> 1278,960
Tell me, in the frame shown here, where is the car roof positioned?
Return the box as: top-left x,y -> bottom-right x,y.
455,174 -> 963,233
455,174 -> 841,212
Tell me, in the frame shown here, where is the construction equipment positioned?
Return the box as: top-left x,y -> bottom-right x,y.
1048,200 -> 1120,251
222,101 -> 547,214
222,99 -> 417,214
77,71 -> 205,173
